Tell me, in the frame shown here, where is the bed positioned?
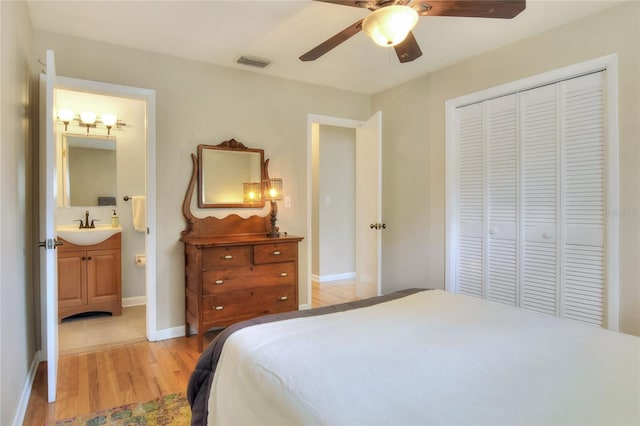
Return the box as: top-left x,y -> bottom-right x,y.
187,288 -> 640,425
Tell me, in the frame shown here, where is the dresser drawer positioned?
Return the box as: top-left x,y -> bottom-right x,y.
254,242 -> 297,264
202,246 -> 251,269
202,285 -> 297,322
203,262 -> 295,294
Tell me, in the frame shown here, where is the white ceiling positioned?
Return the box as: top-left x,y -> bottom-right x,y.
26,0 -> 622,94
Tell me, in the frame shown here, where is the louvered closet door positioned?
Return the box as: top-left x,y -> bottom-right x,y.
453,71 -> 607,327
456,103 -> 484,297
520,85 -> 559,316
486,95 -> 518,305
560,73 -> 605,326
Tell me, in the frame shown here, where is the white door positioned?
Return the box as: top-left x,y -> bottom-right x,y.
39,49 -> 59,402
355,112 -> 382,298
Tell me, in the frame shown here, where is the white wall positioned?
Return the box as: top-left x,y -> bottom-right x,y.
373,1 -> 640,335
0,1 -> 37,424
33,31 -> 371,330
55,90 -> 147,300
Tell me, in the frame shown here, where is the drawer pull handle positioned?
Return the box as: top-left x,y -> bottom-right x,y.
222,255 -> 234,259
214,280 -> 224,285
272,251 -> 281,255
278,296 -> 288,301
214,306 -> 224,311
279,272 -> 288,277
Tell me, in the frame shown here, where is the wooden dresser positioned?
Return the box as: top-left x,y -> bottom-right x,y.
181,152 -> 303,352
182,233 -> 302,351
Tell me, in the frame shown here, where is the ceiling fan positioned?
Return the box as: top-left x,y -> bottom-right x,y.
299,0 -> 526,63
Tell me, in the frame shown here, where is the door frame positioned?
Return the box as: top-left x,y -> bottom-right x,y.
305,113 -> 381,307
42,75 -> 158,372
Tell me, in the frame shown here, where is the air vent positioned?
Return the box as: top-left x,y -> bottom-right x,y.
237,56 -> 271,68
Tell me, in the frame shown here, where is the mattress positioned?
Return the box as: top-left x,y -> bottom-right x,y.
189,289 -> 640,425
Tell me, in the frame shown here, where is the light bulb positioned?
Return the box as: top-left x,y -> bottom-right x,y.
101,113 -> 117,126
80,111 -> 97,124
58,109 -> 75,122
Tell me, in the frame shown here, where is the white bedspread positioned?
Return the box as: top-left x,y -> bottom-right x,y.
207,290 -> 640,425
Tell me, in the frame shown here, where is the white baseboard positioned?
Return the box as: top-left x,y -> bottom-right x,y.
148,325 -> 185,341
299,303 -> 311,310
314,272 -> 356,283
14,350 -> 44,426
122,296 -> 146,307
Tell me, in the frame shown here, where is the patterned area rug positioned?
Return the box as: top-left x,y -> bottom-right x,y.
51,393 -> 191,425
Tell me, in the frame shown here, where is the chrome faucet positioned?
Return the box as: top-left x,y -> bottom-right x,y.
75,210 -> 98,229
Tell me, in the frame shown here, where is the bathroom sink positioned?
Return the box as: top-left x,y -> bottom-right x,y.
56,224 -> 123,246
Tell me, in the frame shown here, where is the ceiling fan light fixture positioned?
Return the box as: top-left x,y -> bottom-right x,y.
362,5 -> 419,47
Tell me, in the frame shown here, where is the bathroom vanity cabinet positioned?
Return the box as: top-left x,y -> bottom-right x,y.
57,233 -> 122,321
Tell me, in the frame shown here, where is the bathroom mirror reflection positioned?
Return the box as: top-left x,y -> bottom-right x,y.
58,134 -> 117,207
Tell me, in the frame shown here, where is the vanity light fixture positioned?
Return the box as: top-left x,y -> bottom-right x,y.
101,114 -> 118,136
56,109 -> 126,136
362,5 -> 419,47
58,109 -> 75,131
80,111 -> 97,135
263,178 -> 283,238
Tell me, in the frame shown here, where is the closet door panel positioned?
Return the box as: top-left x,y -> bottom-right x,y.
457,103 -> 484,297
520,84 -> 558,316
561,73 -> 605,326
486,95 -> 518,305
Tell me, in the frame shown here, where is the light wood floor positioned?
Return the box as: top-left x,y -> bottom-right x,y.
24,280 -> 357,425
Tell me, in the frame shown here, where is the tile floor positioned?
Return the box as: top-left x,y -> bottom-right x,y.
58,305 -> 146,355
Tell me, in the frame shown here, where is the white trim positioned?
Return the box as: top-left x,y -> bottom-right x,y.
313,272 -> 356,283
122,296 -> 146,307
445,54 -> 620,330
151,325 -> 186,341
299,303 -> 311,310
306,114 -> 363,308
604,55 -> 620,331
13,351 -> 44,426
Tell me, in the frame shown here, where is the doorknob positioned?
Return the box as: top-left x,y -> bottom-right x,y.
38,239 -> 64,249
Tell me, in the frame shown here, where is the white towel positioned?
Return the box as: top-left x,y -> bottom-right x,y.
131,196 -> 146,233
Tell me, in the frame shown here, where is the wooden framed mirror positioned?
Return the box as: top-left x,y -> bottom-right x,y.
198,139 -> 265,208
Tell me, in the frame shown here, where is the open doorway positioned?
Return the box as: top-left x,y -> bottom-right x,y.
307,112 -> 382,308
44,74 -> 156,363
311,125 -> 358,308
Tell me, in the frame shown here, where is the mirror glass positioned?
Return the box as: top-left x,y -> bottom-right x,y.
198,143 -> 264,208
59,134 -> 117,207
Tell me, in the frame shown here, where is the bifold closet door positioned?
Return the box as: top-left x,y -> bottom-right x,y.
559,73 -> 605,326
486,95 -> 518,306
520,84 -> 559,316
454,71 -> 606,326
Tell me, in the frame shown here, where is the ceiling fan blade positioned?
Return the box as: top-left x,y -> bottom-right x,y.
299,19 -> 364,62
394,31 -> 422,63
313,0 -> 370,8
418,0 -> 525,19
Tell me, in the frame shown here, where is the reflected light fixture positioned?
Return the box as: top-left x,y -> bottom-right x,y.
263,178 -> 284,238
362,5 -> 419,47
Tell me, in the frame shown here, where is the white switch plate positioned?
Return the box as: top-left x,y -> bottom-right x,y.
284,196 -> 291,208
